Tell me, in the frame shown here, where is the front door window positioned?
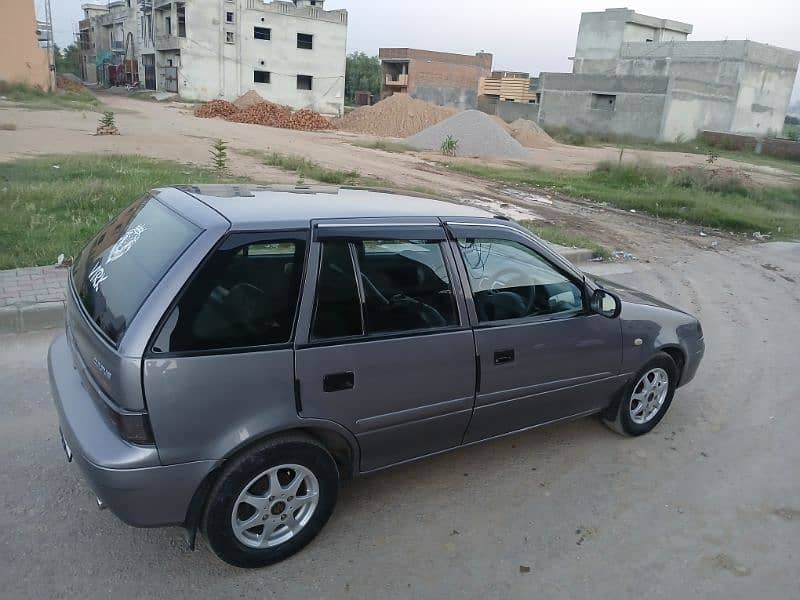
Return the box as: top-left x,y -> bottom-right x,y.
457,238 -> 583,323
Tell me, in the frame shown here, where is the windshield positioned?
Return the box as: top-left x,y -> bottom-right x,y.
71,195 -> 201,346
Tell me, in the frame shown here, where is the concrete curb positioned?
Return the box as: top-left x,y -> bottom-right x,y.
0,301 -> 65,335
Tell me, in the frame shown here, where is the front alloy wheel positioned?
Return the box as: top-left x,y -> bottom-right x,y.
603,353 -> 678,436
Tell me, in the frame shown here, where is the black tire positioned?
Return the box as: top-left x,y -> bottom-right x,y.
603,353 -> 678,437
202,433 -> 339,568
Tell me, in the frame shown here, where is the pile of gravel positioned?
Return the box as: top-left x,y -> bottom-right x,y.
406,110 -> 530,160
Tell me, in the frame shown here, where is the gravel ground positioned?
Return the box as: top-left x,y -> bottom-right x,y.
1,241 -> 798,599
406,110 -> 531,160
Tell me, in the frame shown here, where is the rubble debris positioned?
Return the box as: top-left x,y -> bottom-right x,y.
56,75 -> 88,94
194,100 -> 239,119
752,231 -> 771,241
337,93 -> 457,137
406,110 -> 530,160
612,250 -> 639,261
509,118 -> 555,149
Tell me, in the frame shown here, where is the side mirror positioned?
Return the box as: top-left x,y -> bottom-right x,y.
590,288 -> 622,319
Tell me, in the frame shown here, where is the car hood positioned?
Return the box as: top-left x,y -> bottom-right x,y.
591,276 -> 688,314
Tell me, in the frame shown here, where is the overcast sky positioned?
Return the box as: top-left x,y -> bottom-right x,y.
46,0 -> 800,101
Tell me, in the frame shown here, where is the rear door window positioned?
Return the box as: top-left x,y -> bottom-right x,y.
311,241 -> 363,340
153,236 -> 306,353
72,195 -> 201,346
311,239 -> 459,340
359,240 -> 458,334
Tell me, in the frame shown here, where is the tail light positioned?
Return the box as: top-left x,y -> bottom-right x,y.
107,407 -> 155,445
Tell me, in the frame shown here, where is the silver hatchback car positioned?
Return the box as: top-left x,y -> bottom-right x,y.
49,185 -> 704,568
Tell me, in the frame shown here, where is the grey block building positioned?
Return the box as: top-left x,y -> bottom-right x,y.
538,8 -> 800,142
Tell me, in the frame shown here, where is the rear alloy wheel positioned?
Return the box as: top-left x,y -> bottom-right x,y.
603,353 -> 678,436
203,434 -> 338,568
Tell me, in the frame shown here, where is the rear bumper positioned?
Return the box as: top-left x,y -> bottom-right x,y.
48,333 -> 216,527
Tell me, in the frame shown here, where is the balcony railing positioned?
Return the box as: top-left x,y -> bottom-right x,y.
385,74 -> 409,86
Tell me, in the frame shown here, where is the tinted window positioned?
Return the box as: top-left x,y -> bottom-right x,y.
458,238 -> 583,323
312,241 -> 362,340
358,240 -> 458,334
72,196 -> 200,345
153,239 -> 305,352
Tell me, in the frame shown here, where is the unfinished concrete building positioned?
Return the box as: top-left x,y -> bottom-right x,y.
0,0 -> 53,91
77,0 -> 348,115
379,48 -> 493,109
538,8 -> 800,142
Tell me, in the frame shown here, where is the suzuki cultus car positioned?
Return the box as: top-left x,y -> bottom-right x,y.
49,185 -> 704,568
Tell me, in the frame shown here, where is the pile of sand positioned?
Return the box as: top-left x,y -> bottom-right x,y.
337,93 -> 457,138
233,90 -> 266,109
406,110 -> 530,160
509,118 -> 555,149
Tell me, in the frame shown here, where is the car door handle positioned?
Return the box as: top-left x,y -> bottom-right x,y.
323,371 -> 355,393
494,349 -> 515,365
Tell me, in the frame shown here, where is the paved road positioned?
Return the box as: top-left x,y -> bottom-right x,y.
0,242 -> 798,599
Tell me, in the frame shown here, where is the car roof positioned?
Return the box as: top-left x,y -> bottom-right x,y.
169,185 -> 493,229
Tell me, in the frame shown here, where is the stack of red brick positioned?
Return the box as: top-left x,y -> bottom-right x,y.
194,100 -> 334,131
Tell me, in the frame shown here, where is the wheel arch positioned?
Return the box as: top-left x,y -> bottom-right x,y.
182,424 -> 359,546
657,345 -> 686,382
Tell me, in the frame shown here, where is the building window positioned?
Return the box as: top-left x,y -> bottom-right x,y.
254,70 -> 270,84
591,93 -> 616,111
225,31 -> 235,44
297,33 -> 313,50
254,27 -> 271,41
225,11 -> 235,23
297,75 -> 313,90
177,4 -> 186,37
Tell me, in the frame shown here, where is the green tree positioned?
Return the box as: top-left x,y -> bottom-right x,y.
54,43 -> 80,76
345,51 -> 381,101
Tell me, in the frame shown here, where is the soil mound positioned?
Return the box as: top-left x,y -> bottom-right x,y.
337,93 -> 457,138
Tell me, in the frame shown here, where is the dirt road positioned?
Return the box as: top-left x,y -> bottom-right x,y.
2,95 -> 793,259
2,95 -> 798,193
1,240 -> 798,599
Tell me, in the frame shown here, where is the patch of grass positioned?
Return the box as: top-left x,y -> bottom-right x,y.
522,222 -> 610,259
542,124 -> 800,174
351,139 -> 412,153
264,152 -> 361,185
447,161 -> 800,237
242,150 -> 363,185
0,155 -> 244,269
0,123 -> 17,131
0,80 -> 100,111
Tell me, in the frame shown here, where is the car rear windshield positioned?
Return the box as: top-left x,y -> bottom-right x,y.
72,195 -> 201,346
